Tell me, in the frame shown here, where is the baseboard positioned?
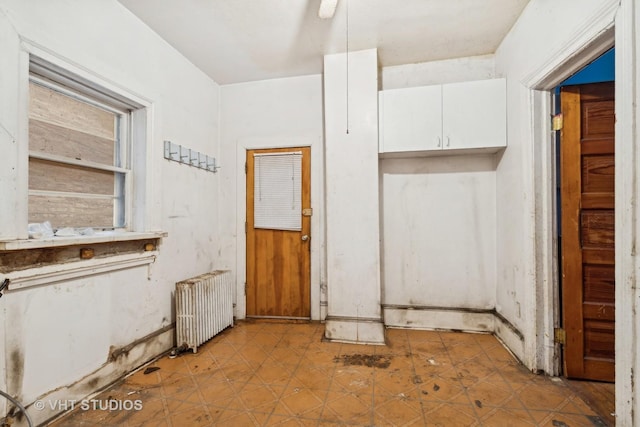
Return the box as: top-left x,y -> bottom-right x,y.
382,305 -> 496,332
493,311 -> 525,363
324,316 -> 386,345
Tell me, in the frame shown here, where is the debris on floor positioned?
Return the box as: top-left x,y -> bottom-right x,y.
333,354 -> 391,368
142,367 -> 160,375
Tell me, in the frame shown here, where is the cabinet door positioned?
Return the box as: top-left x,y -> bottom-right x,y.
442,78 -> 506,150
379,85 -> 442,153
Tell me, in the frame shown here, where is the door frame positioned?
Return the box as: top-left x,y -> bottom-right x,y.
235,137 -> 324,321
521,10 -> 617,377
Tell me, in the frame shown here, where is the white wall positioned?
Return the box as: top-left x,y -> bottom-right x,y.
10,269 -> 149,397
218,75 -> 325,320
494,0 -> 618,366
381,54 -> 495,90
0,1 -> 221,424
381,155 -> 496,309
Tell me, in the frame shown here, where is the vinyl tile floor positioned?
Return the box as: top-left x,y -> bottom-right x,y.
49,321 -> 613,426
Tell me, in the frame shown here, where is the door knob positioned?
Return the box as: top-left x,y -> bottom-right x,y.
301,235 -> 309,241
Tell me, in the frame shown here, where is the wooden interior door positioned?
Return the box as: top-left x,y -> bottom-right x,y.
246,147 -> 311,318
561,82 -> 615,382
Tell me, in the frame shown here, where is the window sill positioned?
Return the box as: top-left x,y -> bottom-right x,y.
0,231 -> 167,251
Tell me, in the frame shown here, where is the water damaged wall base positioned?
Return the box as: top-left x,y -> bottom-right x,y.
6,327 -> 173,427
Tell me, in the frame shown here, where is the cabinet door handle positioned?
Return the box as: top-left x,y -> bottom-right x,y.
437,136 -> 441,147
446,136 -> 450,147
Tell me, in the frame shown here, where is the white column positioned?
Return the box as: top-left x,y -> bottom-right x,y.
616,0 -> 640,425
323,48 -> 384,344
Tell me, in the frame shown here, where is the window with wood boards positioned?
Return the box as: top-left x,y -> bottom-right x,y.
28,77 -> 130,229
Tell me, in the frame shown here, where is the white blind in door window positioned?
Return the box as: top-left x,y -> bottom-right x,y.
254,152 -> 302,231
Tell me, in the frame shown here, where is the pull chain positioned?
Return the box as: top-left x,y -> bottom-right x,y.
345,0 -> 349,134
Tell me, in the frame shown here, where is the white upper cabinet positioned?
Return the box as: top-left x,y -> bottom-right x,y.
379,85 -> 442,153
442,79 -> 506,151
378,78 -> 506,156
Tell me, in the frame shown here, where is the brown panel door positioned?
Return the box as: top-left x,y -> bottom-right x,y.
561,82 -> 615,382
246,147 -> 311,318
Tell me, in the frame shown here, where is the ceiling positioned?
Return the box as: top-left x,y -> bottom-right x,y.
117,0 -> 531,85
